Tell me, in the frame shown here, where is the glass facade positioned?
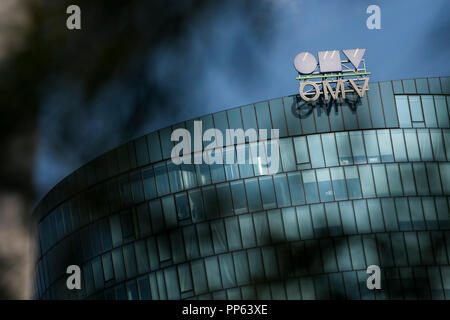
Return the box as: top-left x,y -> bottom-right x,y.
33,77 -> 450,300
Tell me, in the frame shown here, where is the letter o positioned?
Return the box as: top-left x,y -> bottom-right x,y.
299,81 -> 320,101
294,52 -> 317,74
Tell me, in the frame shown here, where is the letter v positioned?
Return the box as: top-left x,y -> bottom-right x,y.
349,78 -> 369,98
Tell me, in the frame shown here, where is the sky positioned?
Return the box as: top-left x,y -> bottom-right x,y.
34,0 -> 450,201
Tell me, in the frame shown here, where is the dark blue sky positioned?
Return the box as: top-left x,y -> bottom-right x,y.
35,0 -> 450,199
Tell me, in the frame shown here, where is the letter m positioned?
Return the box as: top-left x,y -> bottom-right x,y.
323,80 -> 345,101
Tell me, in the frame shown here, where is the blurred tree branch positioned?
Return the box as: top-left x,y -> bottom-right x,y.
0,0 -> 274,299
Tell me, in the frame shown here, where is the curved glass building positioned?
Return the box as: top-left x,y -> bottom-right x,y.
33,76 -> 450,300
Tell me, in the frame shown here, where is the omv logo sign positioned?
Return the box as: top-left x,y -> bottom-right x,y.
293,49 -> 370,102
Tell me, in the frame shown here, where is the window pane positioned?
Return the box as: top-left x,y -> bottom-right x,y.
135,240 -> 150,274
216,183 -> 234,217
372,164 -> 389,197
92,257 -> 105,291
136,276 -> 151,300
230,180 -> 248,214
339,202 -> 357,235
379,81 -> 399,127
335,238 -> 351,271
188,189 -> 204,221
175,192 -> 190,220
431,130 -> 446,161
110,214 -> 123,247
282,207 -> 300,241
435,96 -> 450,127
182,226 -> 199,260
395,96 -> 412,127
440,163 -> 450,195
302,170 -> 319,203
250,142 -> 264,176
170,229 -> 186,264
409,198 -> 425,230
219,254 -> 237,289
255,102 -> 272,131
377,130 -> 394,162
102,253 -> 114,282
224,146 -> 239,181
354,200 -> 371,233
162,196 -> 177,229
259,176 -> 277,209
191,260 -> 208,295
381,198 -> 399,232
408,96 -> 423,121
202,186 -> 219,220
391,130 -> 408,161
321,133 -> 339,167
273,174 -> 291,207
350,132 -> 367,164
364,131 -> 380,163
287,172 -> 305,205
297,206 -> 314,240
422,197 -> 438,229
239,214 -> 256,248
293,136 -> 310,164
267,209 -> 285,243
316,169 -> 333,202
417,130 -> 433,161
142,166 -> 157,200
391,233 -> 408,267
413,163 -> 429,195
195,162 -> 212,186
443,129 -> 450,160
307,135 -> 325,168
181,164 -> 198,189
147,237 -> 160,270
348,236 -> 366,269
225,217 -> 242,251
149,199 -> 164,234
178,263 -> 193,293
245,178 -> 262,212
157,234 -> 172,262
386,164 -> 403,196
233,251 -> 251,286
248,248 -> 265,283
154,163 -> 170,196
325,203 -> 343,236
330,167 -> 347,200
422,96 -> 437,127
211,220 -> 227,254
311,204 -> 328,237
237,144 -> 253,179
399,163 -> 416,195
123,244 -> 138,278
112,248 -> 125,282
367,199 -> 385,232
343,271 -> 360,300
167,161 -> 184,193
82,263 -> 94,296
367,83 -> 385,127
336,132 -> 353,165
344,166 -> 362,199
279,138 -> 296,171
358,165 -> 376,198
404,130 -> 421,161
210,149 -> 226,183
